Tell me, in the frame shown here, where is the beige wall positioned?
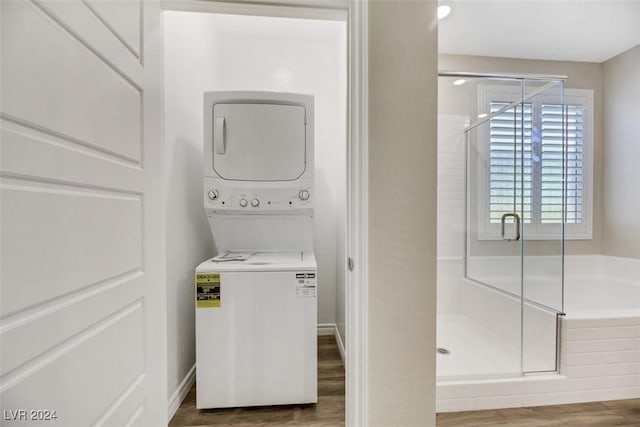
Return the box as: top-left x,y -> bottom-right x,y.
368,1 -> 438,425
602,45 -> 640,259
439,54 -> 605,256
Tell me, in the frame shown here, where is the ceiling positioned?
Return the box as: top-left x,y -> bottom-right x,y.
438,0 -> 640,63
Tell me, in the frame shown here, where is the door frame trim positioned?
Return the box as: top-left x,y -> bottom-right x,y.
345,1 -> 368,425
160,1 -> 369,425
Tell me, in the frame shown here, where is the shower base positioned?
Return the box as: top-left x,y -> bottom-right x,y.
436,314 -> 520,380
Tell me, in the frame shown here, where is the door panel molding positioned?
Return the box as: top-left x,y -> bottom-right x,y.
0,0 -> 167,425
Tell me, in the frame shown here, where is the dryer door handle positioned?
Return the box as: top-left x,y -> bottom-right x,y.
215,116 -> 226,155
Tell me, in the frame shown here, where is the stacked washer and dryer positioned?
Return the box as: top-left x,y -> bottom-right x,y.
195,91 -> 317,409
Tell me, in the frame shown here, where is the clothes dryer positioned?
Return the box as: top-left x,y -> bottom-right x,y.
196,92 -> 317,409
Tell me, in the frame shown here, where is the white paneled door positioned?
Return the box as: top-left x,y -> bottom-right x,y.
1,1 -> 167,426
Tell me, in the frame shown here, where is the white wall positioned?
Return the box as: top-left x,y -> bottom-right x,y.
212,14 -> 347,329
164,11 -> 218,408
335,198 -> 347,344
163,10 -> 347,404
602,45 -> 640,259
368,1 -> 438,425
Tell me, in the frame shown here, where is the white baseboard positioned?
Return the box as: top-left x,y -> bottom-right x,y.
317,323 -> 346,363
334,325 -> 346,363
167,364 -> 196,422
317,323 -> 337,336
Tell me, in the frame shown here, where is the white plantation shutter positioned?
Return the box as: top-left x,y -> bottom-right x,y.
480,86 -> 592,239
541,104 -> 584,224
489,102 -> 532,223
488,99 -> 588,234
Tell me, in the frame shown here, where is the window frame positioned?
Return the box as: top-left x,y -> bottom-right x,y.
476,85 -> 594,240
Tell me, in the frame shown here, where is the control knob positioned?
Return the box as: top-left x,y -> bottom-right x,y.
251,198 -> 260,207
298,189 -> 310,201
207,189 -> 219,200
239,199 -> 248,208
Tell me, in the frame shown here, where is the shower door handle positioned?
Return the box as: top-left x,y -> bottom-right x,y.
501,213 -> 521,242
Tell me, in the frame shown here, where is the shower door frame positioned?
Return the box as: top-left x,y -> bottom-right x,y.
441,71 -> 568,377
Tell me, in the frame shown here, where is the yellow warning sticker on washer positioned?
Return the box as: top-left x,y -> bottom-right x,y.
196,273 -> 221,308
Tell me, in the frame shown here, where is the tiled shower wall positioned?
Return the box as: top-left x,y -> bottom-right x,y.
437,115 -> 467,315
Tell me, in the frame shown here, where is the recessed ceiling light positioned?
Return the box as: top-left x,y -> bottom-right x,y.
453,79 -> 466,86
478,113 -> 488,118
437,4 -> 452,20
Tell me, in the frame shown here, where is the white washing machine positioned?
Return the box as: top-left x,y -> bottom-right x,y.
196,91 -> 317,409
195,252 -> 317,408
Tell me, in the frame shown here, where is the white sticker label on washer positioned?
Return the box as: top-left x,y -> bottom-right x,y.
296,285 -> 316,298
295,272 -> 316,298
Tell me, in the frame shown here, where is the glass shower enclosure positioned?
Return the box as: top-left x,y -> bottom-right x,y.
437,72 -> 568,380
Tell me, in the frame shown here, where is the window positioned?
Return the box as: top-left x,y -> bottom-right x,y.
477,86 -> 593,240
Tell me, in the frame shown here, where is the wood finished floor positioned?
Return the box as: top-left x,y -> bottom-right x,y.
170,335 -> 638,426
169,335 -> 345,427
436,399 -> 640,427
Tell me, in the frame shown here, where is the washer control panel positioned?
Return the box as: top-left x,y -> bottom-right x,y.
205,185 -> 312,212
